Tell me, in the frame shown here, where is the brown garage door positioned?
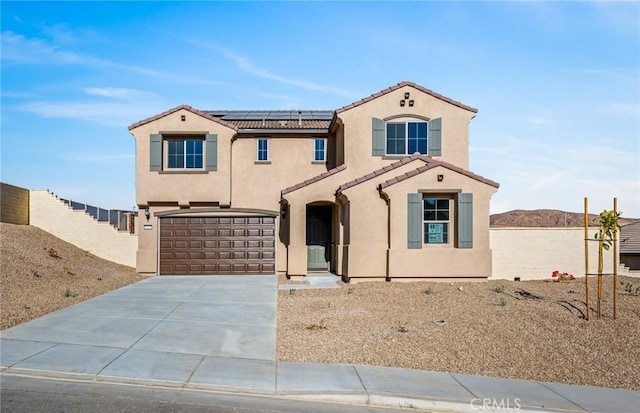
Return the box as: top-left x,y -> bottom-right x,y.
159,216 -> 276,275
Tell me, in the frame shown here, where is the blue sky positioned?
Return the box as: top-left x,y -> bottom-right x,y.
1,1 -> 639,217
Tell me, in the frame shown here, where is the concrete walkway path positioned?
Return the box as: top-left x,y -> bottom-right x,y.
1,275 -> 638,412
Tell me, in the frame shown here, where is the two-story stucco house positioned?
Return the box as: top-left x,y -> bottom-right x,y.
129,81 -> 499,281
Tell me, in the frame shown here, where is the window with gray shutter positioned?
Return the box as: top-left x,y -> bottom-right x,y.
458,193 -> 473,248
150,134 -> 162,171
372,118 -> 385,156
428,118 -> 442,156
407,193 -> 422,249
205,134 -> 217,171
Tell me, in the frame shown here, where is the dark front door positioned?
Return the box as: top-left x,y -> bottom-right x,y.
306,205 -> 331,271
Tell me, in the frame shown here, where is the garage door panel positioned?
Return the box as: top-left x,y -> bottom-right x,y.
160,216 -> 275,275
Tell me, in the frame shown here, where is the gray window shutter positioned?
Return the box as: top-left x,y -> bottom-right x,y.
428,118 -> 442,156
372,117 -> 385,156
150,134 -> 162,171
205,134 -> 217,171
458,193 -> 473,248
407,193 -> 422,249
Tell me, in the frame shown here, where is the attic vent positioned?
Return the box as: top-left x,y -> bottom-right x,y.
279,120 -> 287,127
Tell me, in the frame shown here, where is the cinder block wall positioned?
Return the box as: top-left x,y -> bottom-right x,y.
1,183 -> 30,225
490,227 -> 622,280
29,190 -> 137,267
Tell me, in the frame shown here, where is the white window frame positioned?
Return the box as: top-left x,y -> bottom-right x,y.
423,197 -> 450,244
165,137 -> 204,170
313,138 -> 326,162
256,138 -> 269,161
386,118 -> 428,156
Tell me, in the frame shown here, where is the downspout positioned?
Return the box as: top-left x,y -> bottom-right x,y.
279,197 -> 289,277
377,185 -> 391,282
229,134 -> 237,207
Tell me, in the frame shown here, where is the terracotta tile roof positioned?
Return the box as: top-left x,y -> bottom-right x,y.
281,164 -> 347,195
128,105 -> 238,131
336,154 -> 499,194
336,156 -> 417,193
335,80 -> 478,114
224,119 -> 331,130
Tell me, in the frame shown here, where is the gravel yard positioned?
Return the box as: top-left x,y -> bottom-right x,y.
2,222 -> 638,391
278,276 -> 640,391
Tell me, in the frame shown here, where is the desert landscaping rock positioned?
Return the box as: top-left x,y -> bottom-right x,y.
277,276 -> 640,391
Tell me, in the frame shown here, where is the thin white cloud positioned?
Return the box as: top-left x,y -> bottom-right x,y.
83,87 -> 154,99
184,38 -> 352,98
17,100 -> 167,127
1,31 -> 190,80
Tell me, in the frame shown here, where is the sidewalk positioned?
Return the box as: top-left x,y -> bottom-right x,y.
1,275 -> 638,412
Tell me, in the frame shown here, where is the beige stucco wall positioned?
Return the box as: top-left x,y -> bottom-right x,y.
1,182 -> 29,225
490,227 -> 620,280
132,85 -> 489,278
374,165 -> 496,279
29,190 -> 137,267
132,108 -> 235,206
337,84 -> 475,172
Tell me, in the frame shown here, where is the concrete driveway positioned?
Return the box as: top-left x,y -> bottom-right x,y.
1,275 -> 278,390
3,274 -> 640,412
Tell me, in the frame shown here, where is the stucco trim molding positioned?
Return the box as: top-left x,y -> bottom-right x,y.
154,207 -> 278,217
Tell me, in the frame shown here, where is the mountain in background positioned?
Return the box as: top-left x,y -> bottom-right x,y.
490,209 -> 639,228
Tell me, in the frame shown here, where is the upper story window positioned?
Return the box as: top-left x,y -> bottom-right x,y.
372,117 -> 441,157
257,138 -> 269,161
314,138 -> 326,162
387,121 -> 427,155
167,138 -> 203,169
423,198 -> 450,244
150,133 -> 217,172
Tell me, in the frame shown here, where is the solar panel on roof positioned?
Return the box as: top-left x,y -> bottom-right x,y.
266,112 -> 289,120
312,111 -> 334,120
244,112 -> 268,120
224,111 -> 254,120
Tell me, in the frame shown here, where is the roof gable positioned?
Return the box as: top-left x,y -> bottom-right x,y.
281,164 -> 347,195
337,154 -> 498,194
128,105 -> 238,132
335,80 -> 478,114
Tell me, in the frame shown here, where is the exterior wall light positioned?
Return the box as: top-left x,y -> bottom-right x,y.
437,174 -> 444,182
400,100 -> 406,107
145,208 -> 150,221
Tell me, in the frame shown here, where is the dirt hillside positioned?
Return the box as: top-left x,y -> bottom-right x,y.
0,223 -> 143,329
490,209 -> 639,228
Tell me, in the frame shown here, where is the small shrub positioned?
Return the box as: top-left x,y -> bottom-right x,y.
32,270 -> 41,278
64,289 -> 77,298
63,265 -> 75,275
45,247 -> 60,259
621,281 -> 640,296
306,320 -> 327,330
347,286 -> 355,294
289,289 -> 296,296
397,322 -> 409,333
498,296 -> 508,307
552,270 -> 575,282
492,285 -> 504,293
423,287 -> 434,295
